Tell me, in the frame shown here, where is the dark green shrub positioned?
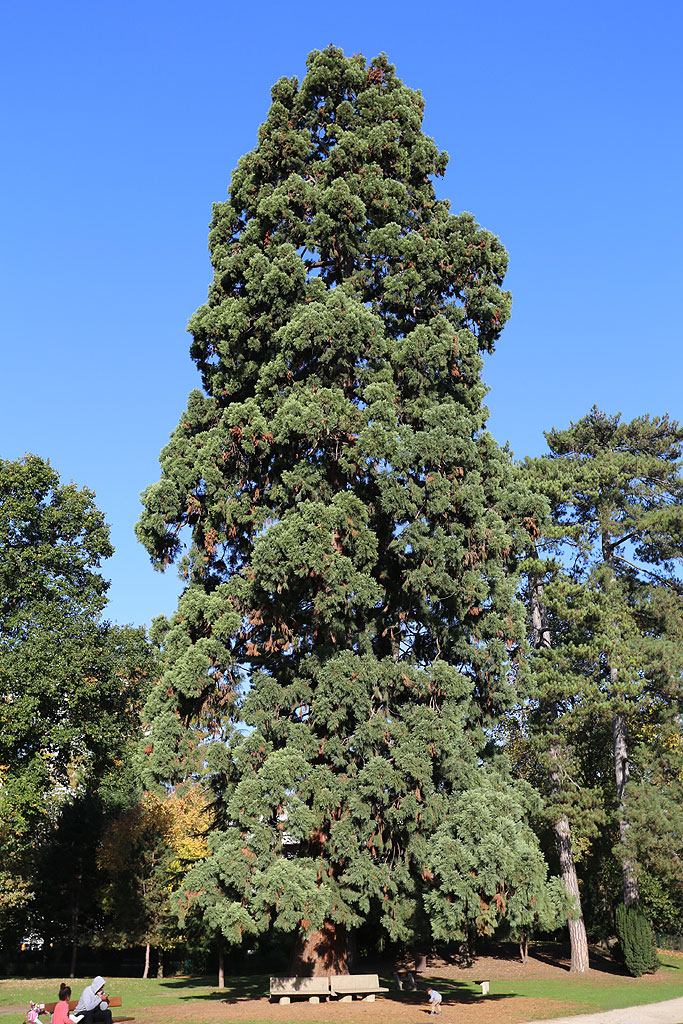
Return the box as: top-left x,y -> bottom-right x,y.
615,903 -> 659,976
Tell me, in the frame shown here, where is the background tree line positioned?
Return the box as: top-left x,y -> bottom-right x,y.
1,47 -> 681,981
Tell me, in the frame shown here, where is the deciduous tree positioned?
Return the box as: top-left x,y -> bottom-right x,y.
0,455 -> 155,958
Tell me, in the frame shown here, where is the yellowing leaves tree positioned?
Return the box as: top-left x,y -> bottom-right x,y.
98,787 -> 210,977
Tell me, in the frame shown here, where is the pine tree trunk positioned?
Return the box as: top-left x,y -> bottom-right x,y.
156,949 -> 164,979
143,942 -> 150,979
550,802 -> 590,972
289,921 -> 349,976
613,710 -> 639,906
218,941 -> 225,989
531,573 -> 590,973
602,532 -> 640,908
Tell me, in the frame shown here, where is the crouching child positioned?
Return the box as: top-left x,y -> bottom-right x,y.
427,988 -> 442,1015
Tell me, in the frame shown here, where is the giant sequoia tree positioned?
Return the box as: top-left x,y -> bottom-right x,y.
138,47 -> 548,971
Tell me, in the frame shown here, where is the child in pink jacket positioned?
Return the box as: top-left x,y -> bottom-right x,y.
51,985 -> 71,1024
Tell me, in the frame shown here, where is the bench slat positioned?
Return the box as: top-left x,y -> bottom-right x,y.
44,998 -> 127,1016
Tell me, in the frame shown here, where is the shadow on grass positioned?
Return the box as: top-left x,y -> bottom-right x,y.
160,976 -> 269,1001
477,940 -> 631,977
530,946 -> 633,977
379,977 -> 509,1007
158,974 -> 510,1007
657,956 -> 682,972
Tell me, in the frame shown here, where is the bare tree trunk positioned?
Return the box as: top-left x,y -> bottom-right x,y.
69,938 -> 78,979
519,931 -> 529,964
156,949 -> 164,979
613,710 -> 639,906
143,942 -> 150,979
218,941 -> 225,989
289,921 -> 348,976
531,573 -> 590,973
69,895 -> 79,978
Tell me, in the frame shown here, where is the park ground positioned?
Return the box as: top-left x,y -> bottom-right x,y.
2,948 -> 683,1024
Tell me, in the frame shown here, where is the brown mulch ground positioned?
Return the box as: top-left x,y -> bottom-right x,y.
5,948 -> 681,1024
131,950 -> 619,1024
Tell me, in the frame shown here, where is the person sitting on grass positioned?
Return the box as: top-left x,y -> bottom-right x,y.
427,987 -> 443,1015
74,978 -> 111,1024
51,985 -> 71,1024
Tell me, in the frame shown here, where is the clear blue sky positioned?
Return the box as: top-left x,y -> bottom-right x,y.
2,0 -> 681,629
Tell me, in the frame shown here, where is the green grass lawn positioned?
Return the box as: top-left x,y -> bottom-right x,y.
0,975 -> 255,1012
417,954 -> 683,1013
1,954 -> 681,1024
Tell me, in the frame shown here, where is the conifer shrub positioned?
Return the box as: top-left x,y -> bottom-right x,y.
615,903 -> 659,976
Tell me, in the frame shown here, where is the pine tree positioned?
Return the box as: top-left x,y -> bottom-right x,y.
137,46 -> 547,972
525,408 -> 683,932
522,553 -> 596,972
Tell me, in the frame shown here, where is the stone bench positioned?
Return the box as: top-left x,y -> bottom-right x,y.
329,974 -> 389,1001
269,977 -> 330,1004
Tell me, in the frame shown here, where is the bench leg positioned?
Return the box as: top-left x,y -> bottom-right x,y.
308,996 -> 320,1003
362,994 -> 376,1001
339,995 -> 352,1002
278,997 -> 291,1004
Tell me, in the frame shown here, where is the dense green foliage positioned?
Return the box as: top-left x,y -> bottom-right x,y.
520,408 -> 683,972
136,46 -> 548,967
615,903 -> 659,976
0,455 -> 156,958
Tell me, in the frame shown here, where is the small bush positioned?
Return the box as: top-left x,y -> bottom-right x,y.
615,903 -> 660,977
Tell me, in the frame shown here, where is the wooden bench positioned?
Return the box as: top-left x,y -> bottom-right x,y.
329,974 -> 388,1002
44,998 -> 134,1023
269,977 -> 330,1004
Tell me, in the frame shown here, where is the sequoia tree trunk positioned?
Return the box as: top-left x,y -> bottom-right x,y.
289,921 -> 349,976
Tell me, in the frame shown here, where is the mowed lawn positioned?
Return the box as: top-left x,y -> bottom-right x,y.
1,953 -> 683,1024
